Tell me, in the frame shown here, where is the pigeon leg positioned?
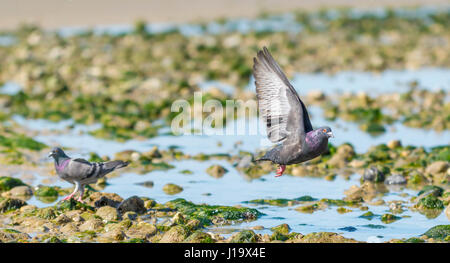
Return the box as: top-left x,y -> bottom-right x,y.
275,165 -> 286,177
76,184 -> 85,203
62,182 -> 80,201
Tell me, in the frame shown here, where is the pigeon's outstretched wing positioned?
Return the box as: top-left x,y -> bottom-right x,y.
253,47 -> 313,146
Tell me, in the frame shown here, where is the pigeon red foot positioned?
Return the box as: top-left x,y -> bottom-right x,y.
275,165 -> 286,177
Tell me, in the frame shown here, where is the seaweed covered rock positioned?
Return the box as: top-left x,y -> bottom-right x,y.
422,225 -> 450,241
363,166 -> 386,183
79,219 -> 104,232
96,206 -> 119,221
117,196 -> 146,215
271,224 -> 291,235
300,232 -> 360,243
417,185 -> 444,198
56,199 -> 95,212
126,222 -> 157,240
0,229 -> 30,242
159,225 -> 190,243
229,230 -> 258,243
327,144 -> 355,168
166,198 -> 262,226
7,186 -> 33,197
90,192 -> 123,208
184,231 -> 214,243
381,213 -> 401,224
206,165 -> 228,178
34,185 -> 59,202
416,195 -> 444,210
0,198 -> 27,212
163,183 -> 183,195
0,176 -> 26,192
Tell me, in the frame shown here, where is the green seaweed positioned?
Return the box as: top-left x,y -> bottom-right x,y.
166,198 -> 262,226
0,177 -> 26,192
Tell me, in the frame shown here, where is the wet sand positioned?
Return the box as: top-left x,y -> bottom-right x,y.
1,0 -> 449,30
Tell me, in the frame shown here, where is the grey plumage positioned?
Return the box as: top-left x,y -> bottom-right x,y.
253,47 -> 333,176
48,147 -> 129,202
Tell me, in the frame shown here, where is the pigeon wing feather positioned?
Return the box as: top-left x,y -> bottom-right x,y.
253,47 -> 313,146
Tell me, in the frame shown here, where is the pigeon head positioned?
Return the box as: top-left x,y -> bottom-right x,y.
317,126 -> 334,139
48,147 -> 69,160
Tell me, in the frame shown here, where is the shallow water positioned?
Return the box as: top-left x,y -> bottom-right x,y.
7,67 -> 449,242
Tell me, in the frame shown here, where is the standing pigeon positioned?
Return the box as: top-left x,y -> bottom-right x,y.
48,147 -> 129,202
253,47 -> 334,177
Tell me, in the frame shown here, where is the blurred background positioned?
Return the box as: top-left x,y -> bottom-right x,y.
3,0 -> 449,29
0,0 -> 449,243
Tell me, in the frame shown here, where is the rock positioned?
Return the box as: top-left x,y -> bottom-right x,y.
206,165 -> 228,178
34,185 -> 59,197
344,182 -> 377,202
271,224 -> 291,235
54,214 -> 72,225
426,161 -> 449,175
142,146 -> 162,159
250,225 -> 264,230
307,90 -> 325,101
0,198 -> 27,212
144,199 -> 156,209
79,219 -> 104,232
126,222 -> 157,240
385,174 -> 407,185
64,210 -> 84,222
159,225 -> 190,243
90,192 -> 123,208
0,176 -> 26,192
103,229 -> 126,241
229,230 -> 258,243
327,144 -> 355,167
117,196 -> 146,215
186,219 -> 202,230
59,223 -> 79,235
96,206 -> 119,221
423,225 -> 450,240
387,140 -> 402,149
171,212 -> 185,225
300,232 -> 359,243
0,229 -> 30,242
381,213 -> 401,223
8,186 -> 33,197
417,185 -> 444,198
36,207 -> 57,220
114,150 -> 136,162
122,211 -> 138,220
19,204 -> 37,212
184,231 -> 214,243
363,166 -> 385,183
416,195 -> 444,210
163,183 -> 183,195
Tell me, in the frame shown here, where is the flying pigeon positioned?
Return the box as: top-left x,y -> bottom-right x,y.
48,147 -> 129,202
253,47 -> 334,177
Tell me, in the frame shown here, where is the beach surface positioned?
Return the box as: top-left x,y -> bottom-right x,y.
2,0 -> 449,29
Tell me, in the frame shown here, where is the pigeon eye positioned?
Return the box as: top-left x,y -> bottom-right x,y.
322,129 -> 326,132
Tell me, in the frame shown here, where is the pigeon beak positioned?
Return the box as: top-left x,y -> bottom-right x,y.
48,151 -> 54,158
327,131 -> 334,138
